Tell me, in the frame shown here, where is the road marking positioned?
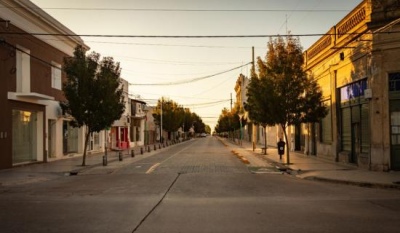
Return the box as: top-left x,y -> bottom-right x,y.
146,163 -> 160,174
146,140 -> 200,174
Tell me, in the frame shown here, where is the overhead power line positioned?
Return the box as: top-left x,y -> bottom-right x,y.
1,31 -> 400,38
130,62 -> 251,86
1,6 -> 353,12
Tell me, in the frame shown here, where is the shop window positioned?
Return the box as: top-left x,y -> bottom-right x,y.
12,110 -> 37,163
391,112 -> 400,145
63,121 -> 78,154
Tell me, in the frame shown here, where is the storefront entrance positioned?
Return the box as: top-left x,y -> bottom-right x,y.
12,110 -> 37,164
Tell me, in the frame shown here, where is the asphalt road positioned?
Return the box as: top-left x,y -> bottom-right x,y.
0,137 -> 399,233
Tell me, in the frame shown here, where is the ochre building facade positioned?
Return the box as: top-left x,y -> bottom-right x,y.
303,0 -> 400,171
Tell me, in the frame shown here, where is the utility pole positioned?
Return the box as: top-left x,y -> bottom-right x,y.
251,46 -> 257,151
230,93 -> 232,111
160,98 -> 163,143
252,46 -> 255,68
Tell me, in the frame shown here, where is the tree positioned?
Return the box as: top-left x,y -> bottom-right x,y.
152,98 -> 185,140
191,113 -> 206,134
60,45 -> 125,166
215,107 -> 241,138
205,125 -> 211,134
183,108 -> 194,135
246,35 -> 327,164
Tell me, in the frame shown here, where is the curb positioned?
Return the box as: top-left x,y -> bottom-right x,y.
303,176 -> 400,190
67,141 -> 181,175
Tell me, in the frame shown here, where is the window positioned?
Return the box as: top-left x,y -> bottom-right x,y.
320,100 -> 332,143
389,73 -> 400,92
16,45 -> 30,93
52,62 -> 62,90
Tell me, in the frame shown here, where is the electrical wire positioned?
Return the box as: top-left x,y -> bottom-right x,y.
1,6 -> 353,12
2,31 -> 400,38
129,62 -> 251,86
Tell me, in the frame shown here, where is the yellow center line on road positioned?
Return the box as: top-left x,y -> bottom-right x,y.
145,139 -> 200,174
146,163 -> 161,174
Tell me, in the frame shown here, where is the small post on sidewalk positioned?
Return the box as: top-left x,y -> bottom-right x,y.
119,151 -> 123,161
140,147 -> 144,154
154,144 -> 157,151
131,149 -> 135,158
103,145 -> 108,166
103,155 -> 107,166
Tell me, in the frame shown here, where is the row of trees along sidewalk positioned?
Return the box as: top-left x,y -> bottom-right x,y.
61,47 -> 210,166
152,97 -> 209,141
245,35 -> 327,164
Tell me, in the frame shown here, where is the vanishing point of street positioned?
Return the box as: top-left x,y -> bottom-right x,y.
0,137 -> 399,233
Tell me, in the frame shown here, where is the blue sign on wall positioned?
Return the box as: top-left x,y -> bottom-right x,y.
340,79 -> 367,102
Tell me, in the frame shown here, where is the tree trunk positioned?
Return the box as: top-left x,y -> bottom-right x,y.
82,127 -> 91,166
264,125 -> 267,155
281,124 -> 290,165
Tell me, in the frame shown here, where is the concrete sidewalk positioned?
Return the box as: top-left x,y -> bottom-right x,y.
0,143 -> 167,187
222,137 -> 400,190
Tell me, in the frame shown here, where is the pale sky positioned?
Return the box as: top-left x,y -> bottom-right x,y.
31,0 -> 362,130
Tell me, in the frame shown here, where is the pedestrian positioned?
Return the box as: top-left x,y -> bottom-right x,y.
277,138 -> 285,160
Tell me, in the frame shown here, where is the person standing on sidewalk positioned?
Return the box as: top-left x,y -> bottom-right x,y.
277,138 -> 285,160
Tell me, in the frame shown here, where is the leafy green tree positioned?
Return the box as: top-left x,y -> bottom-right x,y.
153,98 -> 185,140
246,35 -> 327,163
205,125 -> 211,134
192,113 -> 206,134
215,107 -> 241,137
61,45 -> 125,166
183,108 -> 194,134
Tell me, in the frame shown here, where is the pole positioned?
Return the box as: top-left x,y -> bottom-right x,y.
251,46 -> 257,151
230,93 -> 233,111
239,117 -> 243,146
160,99 -> 163,143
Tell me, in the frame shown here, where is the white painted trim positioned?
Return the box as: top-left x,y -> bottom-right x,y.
0,0 -> 87,56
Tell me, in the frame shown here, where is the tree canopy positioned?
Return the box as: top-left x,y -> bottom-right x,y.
152,97 -> 207,139
60,45 -> 125,166
214,105 -> 246,135
245,35 -> 327,163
